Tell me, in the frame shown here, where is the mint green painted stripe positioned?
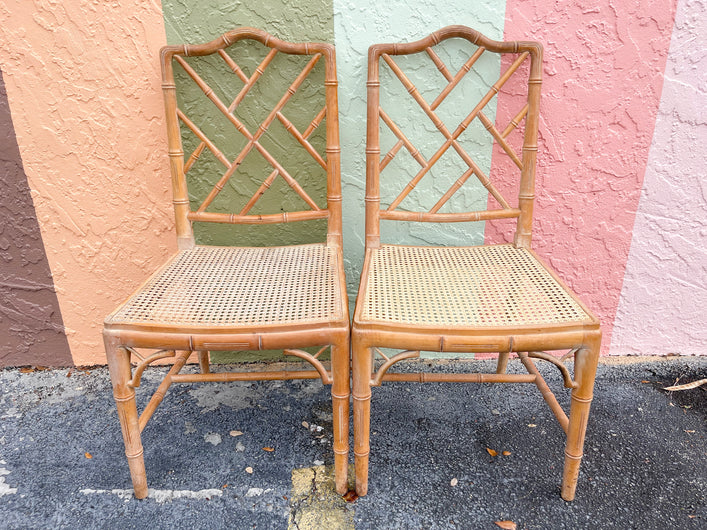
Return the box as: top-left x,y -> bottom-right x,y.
333,1 -> 507,300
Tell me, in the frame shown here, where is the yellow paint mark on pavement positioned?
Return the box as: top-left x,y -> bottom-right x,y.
288,465 -> 355,529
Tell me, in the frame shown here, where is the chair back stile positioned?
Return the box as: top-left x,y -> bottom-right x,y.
159,27 -> 342,250
364,25 -> 543,250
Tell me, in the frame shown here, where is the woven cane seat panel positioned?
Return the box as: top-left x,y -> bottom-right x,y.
360,244 -> 590,327
108,244 -> 343,327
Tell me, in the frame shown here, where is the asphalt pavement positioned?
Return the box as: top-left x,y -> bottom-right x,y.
0,356 -> 704,529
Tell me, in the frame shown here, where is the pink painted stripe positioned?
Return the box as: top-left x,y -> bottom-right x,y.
610,0 -> 707,355
488,1 -> 678,353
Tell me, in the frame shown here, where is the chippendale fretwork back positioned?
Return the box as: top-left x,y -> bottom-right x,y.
161,28 -> 342,250
365,25 -> 542,248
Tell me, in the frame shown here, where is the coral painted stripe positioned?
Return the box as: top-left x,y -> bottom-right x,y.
611,0 -> 707,355
490,1 -> 678,353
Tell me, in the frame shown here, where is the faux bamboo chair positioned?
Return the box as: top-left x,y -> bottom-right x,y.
352,26 -> 601,501
103,28 -> 350,498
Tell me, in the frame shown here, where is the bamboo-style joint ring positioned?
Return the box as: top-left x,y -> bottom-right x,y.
571,395 -> 592,404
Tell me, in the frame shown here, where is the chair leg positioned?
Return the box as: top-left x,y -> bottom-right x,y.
496,350 -> 510,374
104,333 -> 148,499
352,342 -> 372,496
330,342 -> 350,495
198,350 -> 210,374
561,332 -> 601,501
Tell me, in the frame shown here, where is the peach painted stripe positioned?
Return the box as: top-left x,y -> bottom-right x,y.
610,0 -> 707,355
0,2 -> 176,365
489,1 -> 678,353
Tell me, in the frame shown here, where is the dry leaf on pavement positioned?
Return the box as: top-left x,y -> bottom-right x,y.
664,379 -> 707,391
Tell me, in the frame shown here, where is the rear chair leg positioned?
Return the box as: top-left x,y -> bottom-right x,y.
496,350 -> 510,374
330,343 -> 350,494
198,350 -> 210,374
104,333 -> 148,499
352,343 -> 372,496
562,332 -> 601,501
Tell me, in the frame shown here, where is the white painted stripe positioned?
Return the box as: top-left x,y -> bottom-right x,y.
80,488 -> 223,503
0,460 -> 17,497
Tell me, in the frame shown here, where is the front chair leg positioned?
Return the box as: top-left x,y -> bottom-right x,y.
352,342 -> 373,496
104,334 -> 148,499
330,342 -> 350,494
562,332 -> 601,501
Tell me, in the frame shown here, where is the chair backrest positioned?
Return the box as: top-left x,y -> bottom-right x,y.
161,28 -> 342,250
365,25 -> 542,249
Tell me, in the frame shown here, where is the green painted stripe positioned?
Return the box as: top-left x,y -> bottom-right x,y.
160,0 -> 336,363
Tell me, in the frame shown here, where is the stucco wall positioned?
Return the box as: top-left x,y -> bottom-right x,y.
611,0 -> 707,354
0,0 -> 703,365
490,0 -> 680,355
0,70 -> 71,366
0,1 -> 175,365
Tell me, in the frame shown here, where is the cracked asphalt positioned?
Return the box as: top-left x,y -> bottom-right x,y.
0,356 -> 704,529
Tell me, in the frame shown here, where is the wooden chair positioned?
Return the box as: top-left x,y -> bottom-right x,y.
103,28 -> 350,498
352,25 -> 601,501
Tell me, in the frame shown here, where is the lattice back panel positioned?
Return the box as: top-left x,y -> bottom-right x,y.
366,27 -> 542,247
162,31 -> 339,247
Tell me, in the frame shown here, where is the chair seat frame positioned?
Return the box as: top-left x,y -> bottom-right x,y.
351,25 -> 602,501
103,28 -> 350,499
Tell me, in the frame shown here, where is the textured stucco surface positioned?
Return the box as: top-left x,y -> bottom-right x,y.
0,1 -> 175,365
162,0 -> 335,248
333,0 -> 506,299
490,0 -> 679,353
0,70 -> 72,367
611,0 -> 707,355
1,0 -> 704,365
